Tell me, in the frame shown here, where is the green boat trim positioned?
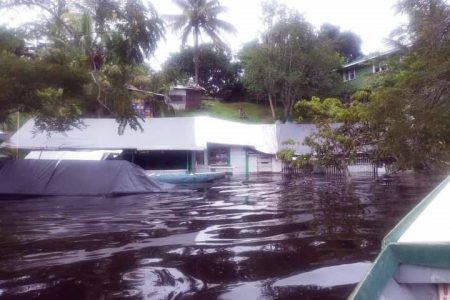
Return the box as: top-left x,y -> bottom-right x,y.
147,171 -> 226,183
350,175 -> 450,300
350,243 -> 450,299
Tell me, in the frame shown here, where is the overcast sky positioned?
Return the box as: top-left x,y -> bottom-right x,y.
149,0 -> 407,69
0,0 -> 407,69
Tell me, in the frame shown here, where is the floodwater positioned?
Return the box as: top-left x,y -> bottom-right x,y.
0,173 -> 445,300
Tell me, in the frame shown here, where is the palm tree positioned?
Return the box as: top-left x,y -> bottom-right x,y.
168,0 -> 236,85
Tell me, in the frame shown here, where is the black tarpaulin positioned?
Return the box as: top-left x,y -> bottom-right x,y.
0,159 -> 164,197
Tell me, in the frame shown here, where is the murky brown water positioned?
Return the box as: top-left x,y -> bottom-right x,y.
0,173 -> 445,300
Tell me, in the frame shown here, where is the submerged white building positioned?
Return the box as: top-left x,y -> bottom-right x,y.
3,116 -> 354,175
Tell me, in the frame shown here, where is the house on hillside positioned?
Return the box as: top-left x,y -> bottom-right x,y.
339,49 -> 400,90
167,85 -> 205,111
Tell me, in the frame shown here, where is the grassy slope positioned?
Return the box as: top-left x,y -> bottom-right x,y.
177,99 -> 282,123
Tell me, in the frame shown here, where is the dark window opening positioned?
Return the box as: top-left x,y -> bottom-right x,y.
170,95 -> 184,102
120,150 -> 190,170
195,151 -> 205,165
208,147 -> 230,166
343,69 -> 356,81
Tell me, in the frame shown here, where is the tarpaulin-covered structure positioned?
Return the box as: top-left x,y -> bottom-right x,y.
0,160 -> 164,198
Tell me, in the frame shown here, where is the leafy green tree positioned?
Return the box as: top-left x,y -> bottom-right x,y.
294,97 -> 371,180
0,1 -> 165,133
162,43 -> 241,96
240,41 -> 277,119
296,0 -> 450,174
0,41 -> 88,131
240,2 -> 342,120
0,27 -> 26,55
167,0 -> 236,85
367,0 -> 450,170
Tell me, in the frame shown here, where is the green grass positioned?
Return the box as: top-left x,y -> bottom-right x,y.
177,99 -> 282,123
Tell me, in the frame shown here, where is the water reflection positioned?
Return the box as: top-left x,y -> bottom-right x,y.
0,173 -> 444,299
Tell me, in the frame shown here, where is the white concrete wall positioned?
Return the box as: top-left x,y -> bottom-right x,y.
206,145 -> 280,174
248,153 -> 258,173
230,146 -> 247,174
348,164 -> 374,173
257,155 -> 273,172
272,158 -> 282,173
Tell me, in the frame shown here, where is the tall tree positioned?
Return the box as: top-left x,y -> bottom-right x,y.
162,43 -> 241,96
240,3 -> 342,120
167,0 -> 236,85
0,29 -> 88,132
0,0 -> 165,133
367,0 -> 450,170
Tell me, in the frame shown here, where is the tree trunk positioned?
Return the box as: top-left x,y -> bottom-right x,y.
193,27 -> 199,85
268,93 -> 276,120
342,161 -> 352,182
284,105 -> 289,120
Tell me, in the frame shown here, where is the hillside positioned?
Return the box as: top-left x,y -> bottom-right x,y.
176,99 -> 282,123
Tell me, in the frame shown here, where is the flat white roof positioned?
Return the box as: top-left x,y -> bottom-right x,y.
4,116 -> 279,154
25,150 -> 122,160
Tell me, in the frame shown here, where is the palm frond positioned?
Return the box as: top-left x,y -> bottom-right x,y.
165,14 -> 189,32
181,26 -> 192,47
209,18 -> 237,34
202,25 -> 226,49
172,0 -> 191,10
204,4 -> 229,15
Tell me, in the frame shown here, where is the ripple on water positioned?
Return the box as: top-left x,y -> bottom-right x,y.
5,283 -> 48,295
121,267 -> 204,299
0,173 -> 444,299
138,258 -> 163,265
107,289 -> 140,298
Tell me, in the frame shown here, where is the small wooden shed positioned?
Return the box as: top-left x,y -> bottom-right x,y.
168,85 -> 205,111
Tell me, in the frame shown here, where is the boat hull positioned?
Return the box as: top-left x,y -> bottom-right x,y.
350,175 -> 450,299
147,171 -> 226,183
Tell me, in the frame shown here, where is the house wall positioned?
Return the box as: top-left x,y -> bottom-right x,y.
185,90 -> 202,110
343,63 -> 373,89
272,158 -> 282,173
230,146 -> 247,174
342,53 -> 399,90
257,154 -> 273,173
206,144 -> 278,175
248,153 -> 258,173
168,89 -> 187,111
